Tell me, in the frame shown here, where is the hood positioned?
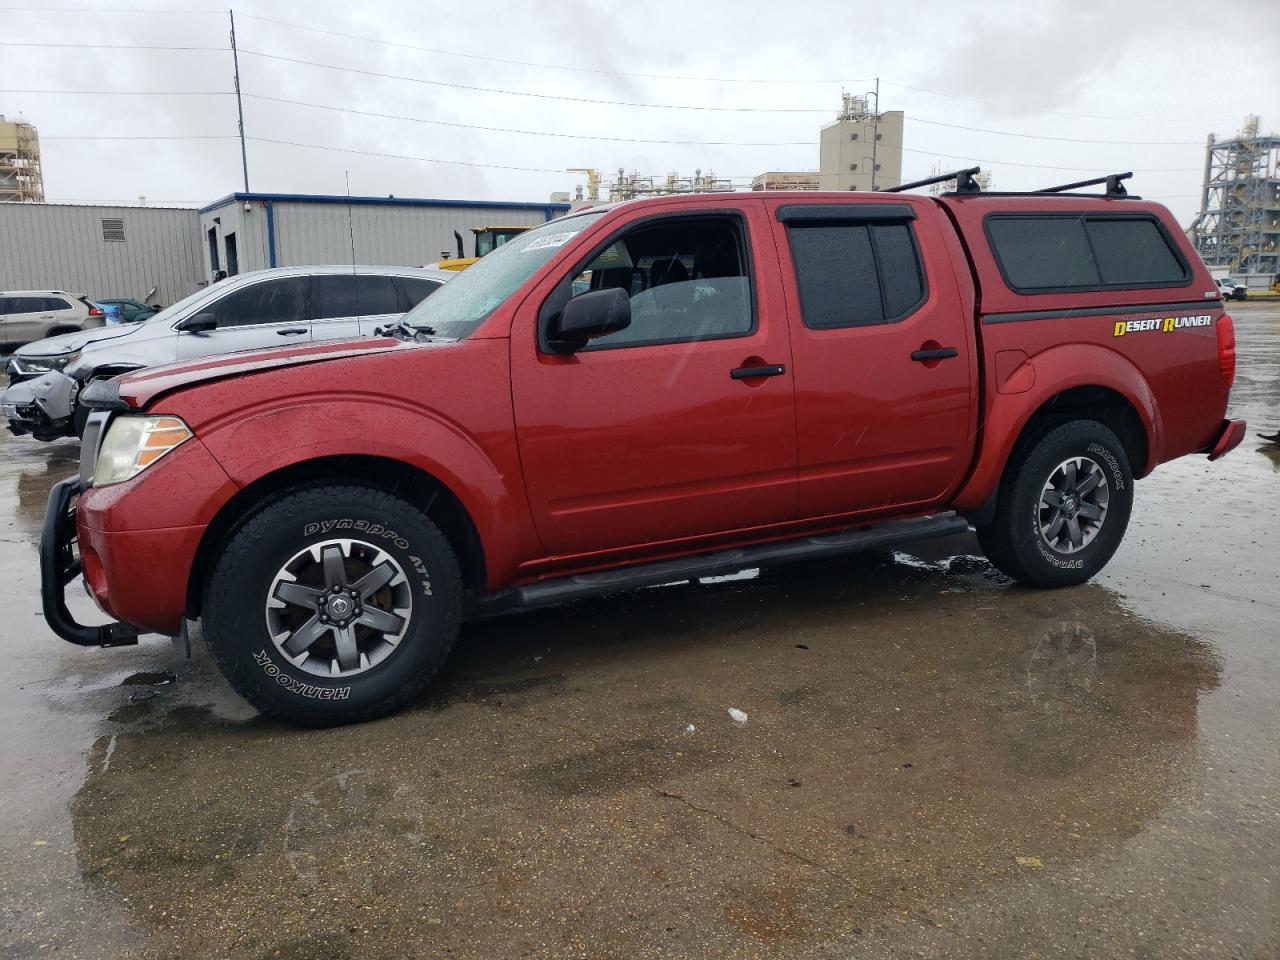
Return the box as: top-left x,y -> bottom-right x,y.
115,337 -> 414,409
16,322 -> 144,357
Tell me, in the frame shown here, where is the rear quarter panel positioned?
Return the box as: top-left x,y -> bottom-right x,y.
940,196 -> 1229,505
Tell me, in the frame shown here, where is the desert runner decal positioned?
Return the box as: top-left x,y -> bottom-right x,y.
1113,314 -> 1213,337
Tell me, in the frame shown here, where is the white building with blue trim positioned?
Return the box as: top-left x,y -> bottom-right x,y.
1,192 -> 570,308
198,192 -> 570,278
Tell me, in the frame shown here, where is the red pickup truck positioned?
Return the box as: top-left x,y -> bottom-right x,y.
42,169 -> 1245,725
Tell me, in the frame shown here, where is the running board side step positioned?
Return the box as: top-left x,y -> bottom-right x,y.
477,512 -> 970,613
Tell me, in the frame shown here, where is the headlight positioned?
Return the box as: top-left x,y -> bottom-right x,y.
18,352 -> 79,375
94,415 -> 193,487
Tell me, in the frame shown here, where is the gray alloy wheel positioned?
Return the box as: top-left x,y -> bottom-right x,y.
265,538 -> 413,678
1036,456 -> 1110,555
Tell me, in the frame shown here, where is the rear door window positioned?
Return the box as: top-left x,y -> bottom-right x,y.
45,297 -> 73,311
395,276 -> 442,311
313,275 -> 400,319
985,214 -> 1189,292
785,219 -> 926,329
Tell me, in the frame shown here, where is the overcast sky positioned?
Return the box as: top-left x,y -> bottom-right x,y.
4,0 -> 1277,226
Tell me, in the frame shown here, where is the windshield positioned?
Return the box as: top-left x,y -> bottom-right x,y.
403,212 -> 606,339
142,283 -> 224,327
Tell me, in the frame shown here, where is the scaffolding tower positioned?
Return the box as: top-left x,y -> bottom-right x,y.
1193,115 -> 1280,278
0,115 -> 45,203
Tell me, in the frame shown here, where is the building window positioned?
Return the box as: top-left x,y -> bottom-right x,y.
850,133 -> 859,141
875,163 -> 882,171
101,218 -> 126,242
876,133 -> 883,141
849,163 -> 858,171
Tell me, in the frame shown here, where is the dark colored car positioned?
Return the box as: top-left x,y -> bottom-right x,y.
96,298 -> 160,323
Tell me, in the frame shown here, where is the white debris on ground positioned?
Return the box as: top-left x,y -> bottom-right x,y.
727,708 -> 748,724
685,724 -> 696,734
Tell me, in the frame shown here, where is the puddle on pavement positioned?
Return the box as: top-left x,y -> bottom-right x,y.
56,546 -> 1220,959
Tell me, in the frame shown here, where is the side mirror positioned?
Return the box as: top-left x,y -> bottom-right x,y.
547,288 -> 630,354
177,312 -> 217,333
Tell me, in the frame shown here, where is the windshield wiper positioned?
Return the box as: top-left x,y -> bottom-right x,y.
375,319 -> 438,341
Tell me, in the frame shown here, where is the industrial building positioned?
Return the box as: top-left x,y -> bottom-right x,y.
0,192 -> 570,307
744,94 -> 905,193
0,203 -> 202,304
198,193 -> 570,278
1192,116 -> 1279,284
0,115 -> 44,203
751,171 -> 820,191
818,93 -> 904,192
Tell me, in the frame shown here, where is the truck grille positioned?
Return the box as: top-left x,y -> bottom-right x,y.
78,412 -> 110,487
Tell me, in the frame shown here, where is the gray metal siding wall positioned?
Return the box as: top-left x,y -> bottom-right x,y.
0,204 -> 204,304
271,203 -> 553,268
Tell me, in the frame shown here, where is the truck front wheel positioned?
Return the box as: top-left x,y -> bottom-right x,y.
976,420 -> 1133,588
203,485 -> 463,725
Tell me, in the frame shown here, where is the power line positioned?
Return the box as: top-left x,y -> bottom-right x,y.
0,76 -> 1216,148
906,116 -> 1200,146
0,40 -> 226,50
236,12 -> 868,86
902,144 -> 1199,173
247,136 -> 570,174
39,134 -> 238,140
237,49 -> 835,113
0,89 -> 233,95
882,79 -> 1235,124
243,93 -> 814,147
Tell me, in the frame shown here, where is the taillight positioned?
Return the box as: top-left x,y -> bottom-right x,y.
88,306 -> 104,317
1216,314 -> 1236,389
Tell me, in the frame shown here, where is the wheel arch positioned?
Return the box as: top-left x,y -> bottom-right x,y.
954,344 -> 1160,512
185,454 -> 487,618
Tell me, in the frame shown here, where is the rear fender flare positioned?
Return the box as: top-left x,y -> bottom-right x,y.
954,344 -> 1160,510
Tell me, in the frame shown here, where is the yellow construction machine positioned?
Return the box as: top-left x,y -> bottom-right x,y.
435,225 -> 534,271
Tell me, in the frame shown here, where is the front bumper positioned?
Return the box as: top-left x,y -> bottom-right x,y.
39,478 -> 141,647
1208,418 -> 1247,461
2,372 -> 78,439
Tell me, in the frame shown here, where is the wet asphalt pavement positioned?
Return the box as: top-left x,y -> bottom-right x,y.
1,304 -> 1277,960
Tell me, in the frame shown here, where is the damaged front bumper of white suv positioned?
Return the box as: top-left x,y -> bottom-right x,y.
1,371 -> 80,440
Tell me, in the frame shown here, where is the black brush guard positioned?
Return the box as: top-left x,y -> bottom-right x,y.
40,477 -> 140,647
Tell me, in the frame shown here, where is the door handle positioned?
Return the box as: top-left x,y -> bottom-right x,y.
911,347 -> 958,362
731,363 -> 786,380
40,314 -> 55,319
276,327 -> 309,336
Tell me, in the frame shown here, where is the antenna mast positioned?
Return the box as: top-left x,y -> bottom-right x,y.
230,9 -> 249,192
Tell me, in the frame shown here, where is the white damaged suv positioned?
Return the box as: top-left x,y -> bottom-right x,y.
3,265 -> 448,440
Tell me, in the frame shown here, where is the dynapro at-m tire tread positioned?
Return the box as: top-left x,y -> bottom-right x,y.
977,420 -> 1133,589
203,485 -> 462,726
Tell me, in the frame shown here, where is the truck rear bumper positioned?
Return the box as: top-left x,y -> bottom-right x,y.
1207,418 -> 1247,461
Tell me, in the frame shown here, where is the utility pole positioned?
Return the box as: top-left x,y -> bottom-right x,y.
870,76 -> 880,192
230,8 -> 249,192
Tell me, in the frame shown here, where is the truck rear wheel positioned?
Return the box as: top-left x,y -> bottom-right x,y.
976,420 -> 1133,588
203,485 -> 462,725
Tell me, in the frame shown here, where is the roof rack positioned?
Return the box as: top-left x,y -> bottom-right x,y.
1036,171 -> 1133,198
883,166 -> 983,195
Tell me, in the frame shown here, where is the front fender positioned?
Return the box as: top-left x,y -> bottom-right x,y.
171,394 -> 540,590
953,343 -> 1161,510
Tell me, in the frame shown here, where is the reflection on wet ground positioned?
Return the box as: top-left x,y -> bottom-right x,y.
2,304 -> 1278,959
